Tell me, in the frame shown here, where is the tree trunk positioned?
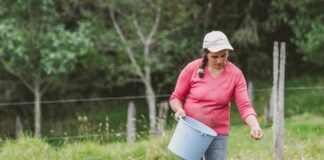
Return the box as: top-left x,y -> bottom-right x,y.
109,5 -> 160,137
143,44 -> 157,136
127,101 -> 136,143
34,84 -> 42,138
145,82 -> 156,136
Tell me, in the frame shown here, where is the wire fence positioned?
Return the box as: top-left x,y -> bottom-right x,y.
0,86 -> 323,107
0,130 -> 164,144
0,86 -> 323,143
43,130 -> 161,141
0,94 -> 171,107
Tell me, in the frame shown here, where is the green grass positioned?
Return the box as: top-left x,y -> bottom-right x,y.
39,100 -> 152,142
0,113 -> 323,160
228,113 -> 324,160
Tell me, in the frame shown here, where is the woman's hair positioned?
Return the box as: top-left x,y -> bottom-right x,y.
198,49 -> 209,78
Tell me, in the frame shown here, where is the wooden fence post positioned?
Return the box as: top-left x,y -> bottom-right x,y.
127,101 -> 136,143
265,89 -> 273,123
157,101 -> 169,136
273,41 -> 286,160
15,116 -> 23,138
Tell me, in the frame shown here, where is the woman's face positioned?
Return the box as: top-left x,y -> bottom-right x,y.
207,49 -> 228,69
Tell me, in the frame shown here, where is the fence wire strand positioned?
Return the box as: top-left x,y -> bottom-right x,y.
0,86 -> 323,107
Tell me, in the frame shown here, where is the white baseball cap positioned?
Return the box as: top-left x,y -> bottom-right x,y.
202,31 -> 234,52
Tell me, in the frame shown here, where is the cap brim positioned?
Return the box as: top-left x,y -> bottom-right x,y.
207,45 -> 234,53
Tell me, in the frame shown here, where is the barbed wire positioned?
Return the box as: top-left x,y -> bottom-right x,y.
0,94 -> 170,107
0,86 -> 323,107
44,132 -> 126,141
0,130 -> 162,143
253,86 -> 324,92
43,130 -> 158,141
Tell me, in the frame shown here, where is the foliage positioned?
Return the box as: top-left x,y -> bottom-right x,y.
274,0 -> 324,66
0,0 -> 95,137
0,0 -> 94,76
85,0 -> 196,90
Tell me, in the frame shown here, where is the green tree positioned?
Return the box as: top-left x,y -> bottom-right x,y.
0,0 -> 94,137
271,0 -> 324,67
288,0 -> 324,66
86,0 -> 193,135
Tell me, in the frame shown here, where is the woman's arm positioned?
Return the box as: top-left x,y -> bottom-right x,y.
169,98 -> 186,121
169,62 -> 196,121
233,71 -> 263,140
245,115 -> 263,140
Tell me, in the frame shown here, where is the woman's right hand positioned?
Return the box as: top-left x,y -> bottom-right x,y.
174,109 -> 186,121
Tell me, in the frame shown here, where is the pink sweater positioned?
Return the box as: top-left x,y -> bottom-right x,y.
170,59 -> 256,135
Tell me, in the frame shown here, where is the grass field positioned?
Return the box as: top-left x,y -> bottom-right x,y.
0,113 -> 323,160
0,75 -> 323,159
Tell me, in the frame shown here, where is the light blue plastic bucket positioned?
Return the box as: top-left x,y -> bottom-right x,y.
168,116 -> 217,160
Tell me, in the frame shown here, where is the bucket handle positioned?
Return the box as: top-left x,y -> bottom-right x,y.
179,115 -> 185,120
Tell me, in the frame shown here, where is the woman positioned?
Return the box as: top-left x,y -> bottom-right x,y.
169,31 -> 263,160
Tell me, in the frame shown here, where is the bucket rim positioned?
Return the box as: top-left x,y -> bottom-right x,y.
180,116 -> 217,137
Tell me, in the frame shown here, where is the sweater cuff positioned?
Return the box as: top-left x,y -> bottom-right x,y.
169,93 -> 182,102
242,112 -> 257,124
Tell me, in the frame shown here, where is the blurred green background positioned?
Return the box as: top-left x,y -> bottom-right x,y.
0,0 -> 323,159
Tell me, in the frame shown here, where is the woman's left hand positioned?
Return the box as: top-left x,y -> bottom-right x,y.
250,125 -> 263,140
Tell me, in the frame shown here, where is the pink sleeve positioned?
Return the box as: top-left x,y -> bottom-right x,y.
169,64 -> 194,102
234,71 -> 257,123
